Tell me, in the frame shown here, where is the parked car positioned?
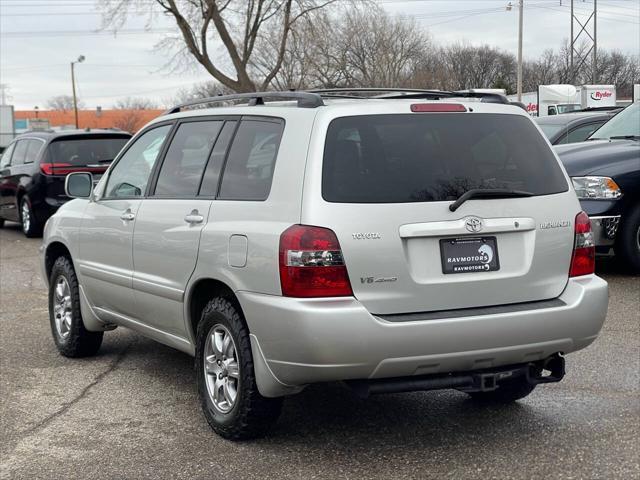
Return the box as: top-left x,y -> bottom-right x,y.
555,102 -> 640,271
536,111 -> 618,145
41,90 -> 608,440
0,129 -> 131,236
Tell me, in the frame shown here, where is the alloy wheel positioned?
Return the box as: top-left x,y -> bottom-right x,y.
53,276 -> 73,339
21,201 -> 31,234
203,324 -> 240,413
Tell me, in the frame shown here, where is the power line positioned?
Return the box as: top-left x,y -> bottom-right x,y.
1,28 -> 176,38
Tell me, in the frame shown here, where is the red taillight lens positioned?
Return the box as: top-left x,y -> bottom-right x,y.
40,163 -> 107,175
569,211 -> 595,277
279,225 -> 353,297
410,103 -> 467,112
40,163 -> 72,175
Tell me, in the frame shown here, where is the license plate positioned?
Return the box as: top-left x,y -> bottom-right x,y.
440,237 -> 500,274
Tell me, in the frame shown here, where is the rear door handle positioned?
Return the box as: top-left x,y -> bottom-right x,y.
184,209 -> 204,225
120,210 -> 135,221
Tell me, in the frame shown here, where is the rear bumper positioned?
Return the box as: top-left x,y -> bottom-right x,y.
238,275 -> 608,397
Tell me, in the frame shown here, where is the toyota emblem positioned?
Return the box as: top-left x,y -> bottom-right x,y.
465,217 -> 483,233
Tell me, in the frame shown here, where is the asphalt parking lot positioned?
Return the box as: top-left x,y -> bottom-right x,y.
1,222 -> 638,480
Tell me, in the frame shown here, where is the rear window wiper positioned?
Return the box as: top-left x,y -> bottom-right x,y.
449,188 -> 534,212
609,135 -> 640,141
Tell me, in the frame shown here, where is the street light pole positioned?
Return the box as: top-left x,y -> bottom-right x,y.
517,0 -> 524,102
70,55 -> 85,129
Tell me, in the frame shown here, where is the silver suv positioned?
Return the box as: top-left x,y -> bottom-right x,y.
41,90 -> 609,439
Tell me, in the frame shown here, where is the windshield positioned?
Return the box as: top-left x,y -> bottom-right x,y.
589,103 -> 639,140
322,113 -> 568,203
48,135 -> 130,165
538,123 -> 565,139
557,104 -> 581,114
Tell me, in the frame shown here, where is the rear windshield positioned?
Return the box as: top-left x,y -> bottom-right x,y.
48,135 -> 130,166
322,113 -> 568,203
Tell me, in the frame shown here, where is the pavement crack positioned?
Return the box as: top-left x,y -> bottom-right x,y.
16,339 -> 135,440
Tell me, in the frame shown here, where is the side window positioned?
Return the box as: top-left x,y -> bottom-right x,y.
567,122 -> 604,143
154,121 -> 222,197
0,142 -> 16,168
11,140 -> 29,166
24,140 -> 44,164
199,121 -> 237,196
218,119 -> 284,201
105,125 -> 171,198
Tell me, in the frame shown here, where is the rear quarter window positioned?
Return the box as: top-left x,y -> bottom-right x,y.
217,118 -> 284,201
322,113 -> 568,203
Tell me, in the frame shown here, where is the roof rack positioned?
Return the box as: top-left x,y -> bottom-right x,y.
310,88 -> 446,97
164,91 -> 324,114
309,88 -> 510,104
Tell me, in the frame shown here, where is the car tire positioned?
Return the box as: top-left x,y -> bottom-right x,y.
20,196 -> 42,238
615,205 -> 640,274
467,376 -> 536,403
196,297 -> 282,440
49,256 -> 103,357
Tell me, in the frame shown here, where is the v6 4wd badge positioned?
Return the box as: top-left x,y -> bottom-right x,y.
360,276 -> 398,284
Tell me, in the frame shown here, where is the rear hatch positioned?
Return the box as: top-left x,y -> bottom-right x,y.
43,134 -> 131,178
302,104 -> 579,315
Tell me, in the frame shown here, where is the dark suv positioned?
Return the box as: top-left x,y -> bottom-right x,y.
0,129 -> 131,237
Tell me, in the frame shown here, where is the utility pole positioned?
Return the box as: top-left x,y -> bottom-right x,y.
570,0 -> 597,84
517,0 -> 524,102
70,55 -> 85,129
593,0 -> 597,84
0,84 -> 8,105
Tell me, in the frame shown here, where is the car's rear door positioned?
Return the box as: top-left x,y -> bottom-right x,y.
77,124 -> 173,320
0,141 -> 18,220
131,118 -> 235,336
303,105 -> 580,315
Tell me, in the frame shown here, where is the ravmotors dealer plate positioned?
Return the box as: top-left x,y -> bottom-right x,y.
440,237 -> 500,274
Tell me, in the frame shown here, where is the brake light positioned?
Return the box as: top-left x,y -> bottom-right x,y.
40,163 -> 107,175
279,225 -> 353,297
40,163 -> 72,175
410,103 -> 467,112
569,211 -> 595,277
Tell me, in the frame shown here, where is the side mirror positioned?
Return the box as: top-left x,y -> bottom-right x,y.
65,172 -> 93,198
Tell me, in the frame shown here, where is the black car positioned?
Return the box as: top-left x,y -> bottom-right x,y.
555,102 -> 640,272
0,129 -> 131,237
536,111 -> 619,145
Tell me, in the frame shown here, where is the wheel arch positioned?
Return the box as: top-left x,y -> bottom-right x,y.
186,277 -> 246,344
44,241 -> 72,282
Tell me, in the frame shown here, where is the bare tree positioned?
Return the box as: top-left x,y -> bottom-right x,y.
113,111 -> 145,133
100,0 -> 345,93
113,97 -> 159,110
47,95 -> 84,111
164,80 -> 236,106
341,9 -> 429,88
522,49 -> 558,92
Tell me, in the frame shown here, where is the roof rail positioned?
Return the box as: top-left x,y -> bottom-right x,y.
310,88 -> 446,97
164,91 -> 324,114
309,88 -> 510,104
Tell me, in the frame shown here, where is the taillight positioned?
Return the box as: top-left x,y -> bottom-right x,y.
40,163 -> 72,175
569,211 -> 595,277
40,163 -> 108,175
279,225 -> 353,297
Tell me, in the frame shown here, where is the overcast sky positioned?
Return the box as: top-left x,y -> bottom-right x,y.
1,0 -> 638,109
